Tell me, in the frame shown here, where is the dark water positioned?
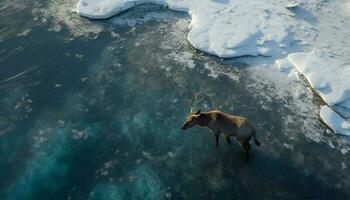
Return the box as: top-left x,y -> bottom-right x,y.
1,1 -> 350,199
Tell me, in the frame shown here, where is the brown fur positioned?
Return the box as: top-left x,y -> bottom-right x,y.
182,110 -> 261,159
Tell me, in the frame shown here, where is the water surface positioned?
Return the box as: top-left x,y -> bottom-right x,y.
0,1 -> 350,199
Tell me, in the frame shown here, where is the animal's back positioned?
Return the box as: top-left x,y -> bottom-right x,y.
211,110 -> 246,125
210,110 -> 254,138
209,110 -> 240,133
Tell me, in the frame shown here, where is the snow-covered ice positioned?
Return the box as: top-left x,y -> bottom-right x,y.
76,0 -> 350,137
320,106 -> 350,137
288,51 -> 350,108
287,51 -> 350,135
275,57 -> 298,81
77,0 -> 300,58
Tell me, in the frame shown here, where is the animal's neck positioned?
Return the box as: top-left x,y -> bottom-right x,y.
197,113 -> 210,127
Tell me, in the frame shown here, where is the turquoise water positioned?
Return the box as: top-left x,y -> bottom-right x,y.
1,1 -> 350,199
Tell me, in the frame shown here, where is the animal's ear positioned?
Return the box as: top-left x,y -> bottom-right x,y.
195,109 -> 201,115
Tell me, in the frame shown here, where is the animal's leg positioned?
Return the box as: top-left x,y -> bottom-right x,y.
215,134 -> 219,148
238,138 -> 250,160
242,141 -> 250,160
225,135 -> 231,145
212,131 -> 220,149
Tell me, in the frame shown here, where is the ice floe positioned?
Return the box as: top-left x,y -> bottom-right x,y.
320,106 -> 350,137
287,51 -> 350,135
77,0 -> 300,58
288,51 -> 350,107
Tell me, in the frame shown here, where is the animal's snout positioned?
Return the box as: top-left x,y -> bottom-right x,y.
182,123 -> 188,130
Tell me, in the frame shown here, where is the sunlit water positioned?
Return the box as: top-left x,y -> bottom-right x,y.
1,1 -> 350,199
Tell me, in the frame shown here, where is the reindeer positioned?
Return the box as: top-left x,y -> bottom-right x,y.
181,95 -> 260,159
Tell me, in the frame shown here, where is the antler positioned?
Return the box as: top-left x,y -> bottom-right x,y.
188,93 -> 204,113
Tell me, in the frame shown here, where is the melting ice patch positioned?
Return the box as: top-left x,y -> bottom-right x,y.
76,0 -> 302,58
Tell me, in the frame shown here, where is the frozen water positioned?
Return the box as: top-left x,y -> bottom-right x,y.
77,0 -> 301,58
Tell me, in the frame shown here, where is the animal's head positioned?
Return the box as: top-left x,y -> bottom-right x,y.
182,109 -> 202,130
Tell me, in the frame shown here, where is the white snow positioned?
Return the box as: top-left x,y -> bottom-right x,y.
320,106 -> 350,137
275,57 -> 298,81
287,51 -> 350,135
76,0 -> 299,58
76,0 -> 350,137
286,3 -> 299,10
288,51 -> 350,107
